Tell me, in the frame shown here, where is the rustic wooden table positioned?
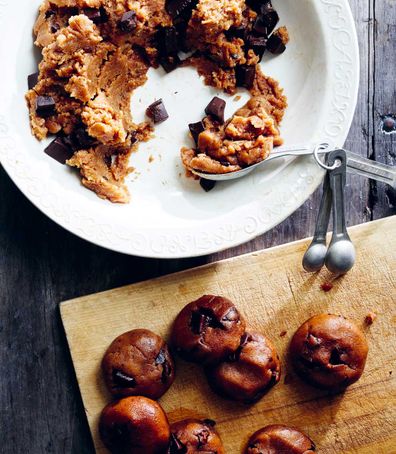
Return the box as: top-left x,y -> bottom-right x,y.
0,1 -> 395,453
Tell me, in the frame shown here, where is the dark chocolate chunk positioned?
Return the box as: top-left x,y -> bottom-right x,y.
28,72 -> 39,90
169,434 -> 187,454
82,8 -> 103,24
118,10 -> 137,33
36,96 -> 56,118
205,96 -> 226,124
188,121 -> 205,144
146,99 -> 169,124
166,0 -> 197,21
51,23 -> 60,33
44,137 -> 73,164
200,178 -> 216,192
45,10 -> 56,19
235,65 -> 256,89
112,369 -> 136,388
160,55 -> 180,73
246,0 -> 272,13
190,311 -> 209,334
175,21 -> 190,52
225,25 -> 246,40
203,419 -> 216,427
160,26 -> 180,55
255,7 -> 279,35
266,33 -> 286,54
245,33 -> 267,61
161,361 -> 172,383
71,128 -> 95,149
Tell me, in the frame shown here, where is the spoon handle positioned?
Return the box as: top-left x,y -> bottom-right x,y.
328,150 -> 350,240
345,150 -> 396,188
312,172 -> 332,242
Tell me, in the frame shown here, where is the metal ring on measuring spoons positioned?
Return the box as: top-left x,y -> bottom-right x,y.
313,143 -> 341,170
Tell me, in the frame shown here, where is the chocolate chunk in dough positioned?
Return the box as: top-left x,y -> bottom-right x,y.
200,178 -> 216,192
245,34 -> 267,60
44,137 -> 74,164
36,96 -> 56,118
82,8 -> 106,24
246,0 -> 272,13
28,72 -> 39,90
159,26 -> 180,55
160,55 -> 181,73
205,97 -> 226,124
146,99 -> 169,124
254,7 -> 279,36
70,128 -> 96,150
166,0 -> 197,21
189,121 -> 205,144
235,65 -> 256,89
119,11 -> 137,33
267,33 -> 286,54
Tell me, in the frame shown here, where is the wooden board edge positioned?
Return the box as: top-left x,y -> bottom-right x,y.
59,216 -> 395,314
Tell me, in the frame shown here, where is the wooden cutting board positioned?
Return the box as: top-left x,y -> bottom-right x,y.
61,217 -> 396,454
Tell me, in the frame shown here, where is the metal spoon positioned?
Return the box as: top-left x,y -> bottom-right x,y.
191,143 -> 332,181
325,150 -> 356,274
302,171 -> 332,272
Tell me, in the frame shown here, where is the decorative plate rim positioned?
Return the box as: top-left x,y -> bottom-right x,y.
0,0 -> 359,258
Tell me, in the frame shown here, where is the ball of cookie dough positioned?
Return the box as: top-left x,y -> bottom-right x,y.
168,418 -> 225,454
170,295 -> 246,365
245,425 -> 316,453
99,396 -> 170,454
206,332 -> 281,403
102,329 -> 175,399
289,314 -> 368,390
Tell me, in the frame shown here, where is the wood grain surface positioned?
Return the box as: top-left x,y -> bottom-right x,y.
0,1 -> 395,453
61,217 -> 396,454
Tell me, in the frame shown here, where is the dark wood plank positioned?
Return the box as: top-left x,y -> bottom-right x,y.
0,1 -> 395,453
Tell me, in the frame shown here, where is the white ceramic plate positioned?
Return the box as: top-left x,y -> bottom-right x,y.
0,0 -> 359,258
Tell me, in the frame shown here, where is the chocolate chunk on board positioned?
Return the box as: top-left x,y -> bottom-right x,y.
235,65 -> 256,89
118,11 -> 137,33
146,99 -> 169,124
44,137 -> 73,164
36,96 -> 56,118
160,55 -> 180,73
189,121 -> 205,144
267,33 -> 286,54
205,97 -> 226,124
28,72 -> 39,90
200,178 -> 216,192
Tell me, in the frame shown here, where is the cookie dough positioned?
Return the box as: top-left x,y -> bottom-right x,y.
99,396 -> 170,454
206,332 -> 281,403
289,314 -> 369,390
169,419 -> 225,454
245,425 -> 316,454
102,329 -> 175,399
171,295 -> 246,365
27,0 -> 288,201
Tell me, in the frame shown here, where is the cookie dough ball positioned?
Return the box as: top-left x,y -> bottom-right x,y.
102,329 -> 175,399
168,419 -> 225,454
289,314 -> 368,390
171,295 -> 246,365
99,396 -> 170,454
206,332 -> 281,403
245,425 -> 316,453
